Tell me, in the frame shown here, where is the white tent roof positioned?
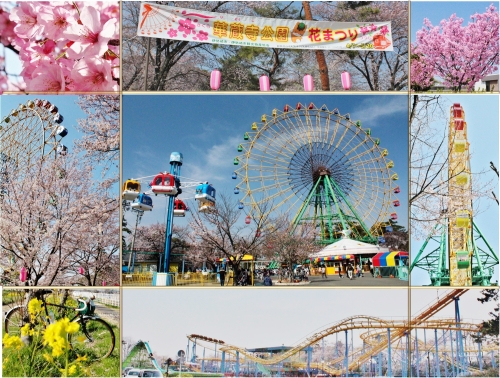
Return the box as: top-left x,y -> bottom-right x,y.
310,238 -> 389,258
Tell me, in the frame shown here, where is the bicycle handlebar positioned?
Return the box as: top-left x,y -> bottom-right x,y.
75,298 -> 88,312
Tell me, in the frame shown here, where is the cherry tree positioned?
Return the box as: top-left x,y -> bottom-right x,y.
412,4 -> 499,92
410,44 -> 434,91
410,95 -> 496,238
187,193 -> 272,283
0,155 -> 119,286
0,1 -> 119,93
74,95 -> 119,181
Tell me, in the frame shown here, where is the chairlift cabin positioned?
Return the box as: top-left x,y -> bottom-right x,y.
174,199 -> 188,217
195,183 -> 216,204
131,193 -> 153,211
122,179 -> 141,201
150,173 -> 179,196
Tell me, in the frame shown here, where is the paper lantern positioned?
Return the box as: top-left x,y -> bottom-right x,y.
259,75 -> 270,91
79,267 -> 85,275
102,280 -> 107,286
20,266 -> 27,282
303,74 -> 314,91
341,71 -> 352,90
210,70 -> 221,90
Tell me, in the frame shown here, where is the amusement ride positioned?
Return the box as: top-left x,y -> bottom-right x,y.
123,289 -> 497,377
0,99 -> 69,283
232,102 -> 401,245
410,103 -> 498,286
122,152 -> 217,277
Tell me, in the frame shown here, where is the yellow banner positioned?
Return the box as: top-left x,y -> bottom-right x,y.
137,3 -> 393,51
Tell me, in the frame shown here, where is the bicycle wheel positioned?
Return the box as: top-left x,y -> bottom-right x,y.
4,306 -> 29,337
70,318 -> 115,360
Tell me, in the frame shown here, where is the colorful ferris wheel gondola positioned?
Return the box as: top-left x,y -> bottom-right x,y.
131,193 -> 153,211
150,172 -> 180,196
122,179 -> 141,201
195,182 -> 216,213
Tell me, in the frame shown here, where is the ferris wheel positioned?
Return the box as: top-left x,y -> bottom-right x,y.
0,99 -> 68,176
232,102 -> 400,244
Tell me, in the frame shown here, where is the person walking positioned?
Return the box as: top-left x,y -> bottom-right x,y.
219,264 -> 226,286
347,263 -> 354,280
338,264 -> 343,278
321,264 -> 327,279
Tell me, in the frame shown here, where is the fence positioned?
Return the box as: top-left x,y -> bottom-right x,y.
121,272 -> 221,286
72,291 -> 119,307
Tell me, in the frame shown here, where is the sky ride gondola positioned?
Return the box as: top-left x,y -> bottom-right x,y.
122,179 -> 141,201
131,193 -> 153,211
195,183 -> 216,203
150,172 -> 180,196
173,199 -> 188,217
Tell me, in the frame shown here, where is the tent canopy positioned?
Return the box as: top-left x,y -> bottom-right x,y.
308,238 -> 389,263
372,251 -> 408,267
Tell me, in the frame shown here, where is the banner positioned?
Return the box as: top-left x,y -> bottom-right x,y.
137,3 -> 393,51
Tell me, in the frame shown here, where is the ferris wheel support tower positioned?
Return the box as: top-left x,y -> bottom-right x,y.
411,104 -> 498,286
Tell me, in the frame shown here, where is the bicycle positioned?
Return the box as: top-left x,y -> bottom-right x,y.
4,289 -> 115,361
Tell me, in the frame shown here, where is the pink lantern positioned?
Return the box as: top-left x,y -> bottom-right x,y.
303,74 -> 314,91
341,71 -> 352,90
20,266 -> 27,282
210,69 -> 221,90
79,267 -> 85,275
102,280 -> 107,286
259,75 -> 270,91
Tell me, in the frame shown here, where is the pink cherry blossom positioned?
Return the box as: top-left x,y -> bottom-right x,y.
9,2 -> 43,39
167,28 -> 178,38
0,7 -> 16,45
71,57 -> 116,92
360,26 -> 369,35
194,30 -> 208,41
412,5 -> 499,92
370,23 -> 377,32
64,5 -> 116,59
379,25 -> 389,36
178,18 -> 195,35
38,5 -> 78,40
26,61 -> 65,92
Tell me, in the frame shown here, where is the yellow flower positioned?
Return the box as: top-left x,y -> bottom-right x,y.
2,333 -> 23,350
20,323 -> 31,336
42,318 -> 80,357
43,353 -> 54,363
59,365 -> 77,377
28,298 -> 43,319
75,354 -> 87,362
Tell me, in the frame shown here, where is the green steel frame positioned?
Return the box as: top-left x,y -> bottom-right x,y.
410,218 -> 498,286
292,174 -> 377,244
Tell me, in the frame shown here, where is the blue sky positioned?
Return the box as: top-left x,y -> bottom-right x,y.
410,95 -> 499,286
122,94 -> 409,233
122,288 -> 495,357
411,1 -> 500,43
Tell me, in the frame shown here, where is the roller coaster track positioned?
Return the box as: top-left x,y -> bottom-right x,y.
187,289 -> 475,375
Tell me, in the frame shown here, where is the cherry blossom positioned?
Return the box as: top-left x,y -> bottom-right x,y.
0,2 -> 120,93
26,62 -> 65,92
64,5 -> 116,60
71,57 -> 116,92
412,4 -> 499,92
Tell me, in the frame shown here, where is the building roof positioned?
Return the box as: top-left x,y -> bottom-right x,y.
482,74 -> 499,81
310,237 -> 388,258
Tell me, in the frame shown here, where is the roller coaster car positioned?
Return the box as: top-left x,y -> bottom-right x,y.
123,179 -> 141,201
173,199 -> 188,217
150,173 -> 179,196
131,193 -> 153,211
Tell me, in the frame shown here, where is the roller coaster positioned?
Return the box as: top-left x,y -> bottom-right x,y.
124,289 -> 497,377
